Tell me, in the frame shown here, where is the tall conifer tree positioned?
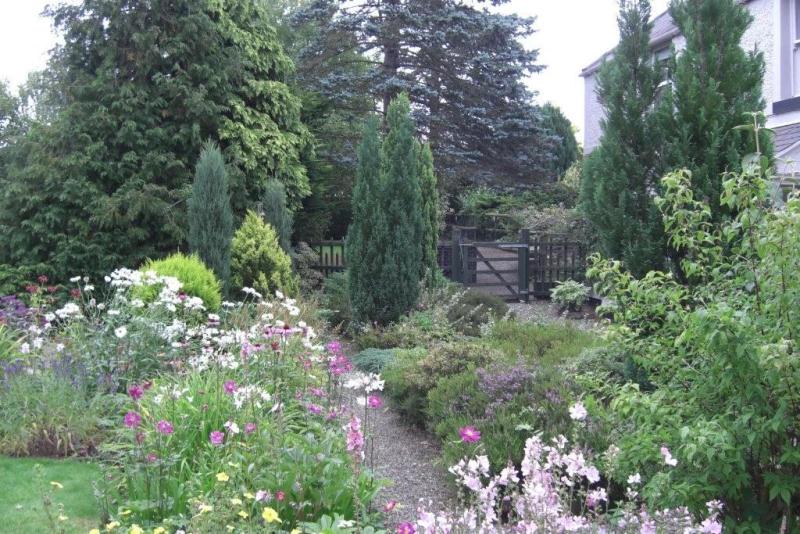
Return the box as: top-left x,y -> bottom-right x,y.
580,0 -> 666,277
188,141 -> 233,289
417,142 -> 439,280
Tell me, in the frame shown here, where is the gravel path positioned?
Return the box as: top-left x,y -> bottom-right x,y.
508,299 -> 601,331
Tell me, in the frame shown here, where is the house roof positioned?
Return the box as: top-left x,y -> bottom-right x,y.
774,123 -> 800,155
581,1 -> 750,78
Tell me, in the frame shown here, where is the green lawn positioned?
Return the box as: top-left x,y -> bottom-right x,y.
0,456 -> 100,534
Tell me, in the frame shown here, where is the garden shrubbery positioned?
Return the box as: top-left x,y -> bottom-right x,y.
137,253 -> 222,311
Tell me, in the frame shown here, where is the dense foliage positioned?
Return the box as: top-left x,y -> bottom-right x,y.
293,0 -> 556,191
230,211 -> 298,298
540,103 -> 580,179
586,146 -> 800,529
137,253 -> 223,312
188,141 -> 233,291
580,0 -> 666,277
261,180 -> 294,253
0,0 -> 311,280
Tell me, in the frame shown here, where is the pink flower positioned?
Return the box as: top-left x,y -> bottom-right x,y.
346,416 -> 364,453
146,453 -> 158,463
255,489 -> 270,502
396,522 -> 416,534
209,430 -> 225,446
156,420 -> 174,435
276,490 -> 285,501
383,500 -> 397,513
127,384 -> 143,401
660,446 -> 678,467
123,411 -> 141,428
307,403 -> 323,415
223,380 -> 237,394
459,426 -> 481,443
244,422 -> 257,434
568,402 -> 587,421
367,395 -> 383,409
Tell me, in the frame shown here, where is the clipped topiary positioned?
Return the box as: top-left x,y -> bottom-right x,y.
138,252 -> 222,311
230,211 -> 298,298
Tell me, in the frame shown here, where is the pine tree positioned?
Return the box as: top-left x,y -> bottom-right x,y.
188,141 -> 233,290
580,0 -> 666,277
380,94 -> 424,323
0,0 -> 311,280
540,103 -> 580,179
261,180 -> 293,253
293,0 -> 554,190
417,141 -> 439,280
663,0 -> 770,221
346,116 -> 386,323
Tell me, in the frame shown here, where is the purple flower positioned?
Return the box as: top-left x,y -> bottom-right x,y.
397,522 -> 416,534
346,416 -> 364,453
156,419 -> 174,435
223,380 -> 237,394
209,430 -> 225,446
123,411 -> 141,428
459,426 -> 481,443
307,403 -> 322,415
127,384 -> 143,401
146,453 -> 158,463
244,422 -> 257,435
367,395 -> 383,409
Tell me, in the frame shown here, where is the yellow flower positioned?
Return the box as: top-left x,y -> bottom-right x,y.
243,492 -> 255,500
58,514 -> 69,521
291,530 -> 301,534
153,528 -> 167,534
237,510 -> 248,519
50,481 -> 64,489
225,526 -> 234,532
120,510 -> 132,516
128,525 -> 144,534
229,498 -> 242,506
198,504 -> 213,514
261,507 -> 281,524
90,529 -> 101,534
105,521 -> 120,531
216,471 -> 230,482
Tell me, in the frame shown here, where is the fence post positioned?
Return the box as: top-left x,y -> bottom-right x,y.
517,229 -> 530,303
451,227 -> 463,283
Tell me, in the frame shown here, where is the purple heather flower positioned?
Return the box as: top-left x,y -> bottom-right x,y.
127,384 -> 143,401
156,419 -> 174,435
307,403 -> 323,415
223,380 -> 237,394
209,430 -> 225,446
123,411 -> 142,428
244,422 -> 257,435
367,395 -> 383,409
459,426 -> 481,443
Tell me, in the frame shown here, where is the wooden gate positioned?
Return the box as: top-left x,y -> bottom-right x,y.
529,235 -> 586,297
456,228 -> 530,301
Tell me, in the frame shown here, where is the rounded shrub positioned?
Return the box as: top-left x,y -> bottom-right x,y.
352,348 -> 395,374
137,252 -> 222,311
447,289 -> 509,336
230,211 -> 298,298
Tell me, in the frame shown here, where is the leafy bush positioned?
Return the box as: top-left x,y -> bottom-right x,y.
446,289 -> 509,336
351,348 -> 395,374
292,242 -> 324,294
320,271 -> 351,328
138,253 -> 222,311
550,279 -> 589,311
230,210 -> 298,298
0,356 -> 111,456
487,320 -> 597,365
584,155 -> 800,527
262,180 -> 293,253
356,309 -> 456,350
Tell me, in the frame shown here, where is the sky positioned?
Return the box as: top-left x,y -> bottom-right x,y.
0,0 -> 670,137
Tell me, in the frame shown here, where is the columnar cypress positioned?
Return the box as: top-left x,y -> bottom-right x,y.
188,141 -> 233,290
417,142 -> 439,281
380,94 -> 424,323
346,116 -> 386,324
663,0 -> 770,221
261,180 -> 293,253
580,0 -> 666,277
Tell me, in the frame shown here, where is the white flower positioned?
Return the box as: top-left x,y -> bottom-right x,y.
19,342 -> 30,354
44,313 -> 55,323
627,473 -> 642,485
69,276 -> 81,283
568,402 -> 587,421
114,326 -> 128,339
96,303 -> 106,310
104,275 -> 111,283
107,309 -> 120,316
336,520 -> 355,528
275,290 -> 284,300
33,337 -> 43,350
660,446 -> 678,467
224,421 -> 240,435
84,284 -> 95,292
130,299 -> 145,308
56,343 -> 65,353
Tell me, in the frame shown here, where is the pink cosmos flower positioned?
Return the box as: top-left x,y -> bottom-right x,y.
223,380 -> 237,394
244,422 -> 257,435
459,426 -> 481,443
396,522 -> 416,534
123,411 -> 142,428
127,384 -> 143,401
156,420 -> 174,435
209,430 -> 225,446
367,395 -> 383,409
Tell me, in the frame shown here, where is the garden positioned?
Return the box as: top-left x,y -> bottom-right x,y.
2,0 -> 800,532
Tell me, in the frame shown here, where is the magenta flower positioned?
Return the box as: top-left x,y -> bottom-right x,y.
367,395 -> 383,409
383,500 -> 398,513
244,422 -> 257,435
223,380 -> 237,394
275,490 -> 285,501
156,419 -> 174,435
397,522 -> 416,534
209,430 -> 225,446
459,426 -> 481,443
123,411 -> 142,428
346,416 -> 364,453
127,384 -> 143,401
146,453 -> 158,463
307,403 -> 323,415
